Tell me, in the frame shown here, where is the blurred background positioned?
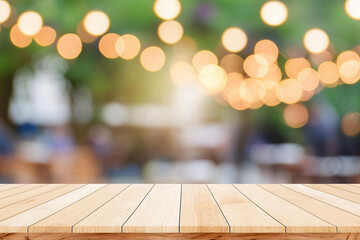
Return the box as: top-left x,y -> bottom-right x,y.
0,0 -> 359,184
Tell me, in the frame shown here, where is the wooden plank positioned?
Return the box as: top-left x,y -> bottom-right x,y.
0,184 -> 24,193
123,184 -> 181,233
74,184 -> 153,233
0,184 -> 83,222
180,184 -> 229,233
306,184 -> 360,204
329,184 -> 360,194
234,184 -> 335,233
263,184 -> 360,233
0,184 -> 106,233
208,184 -> 284,233
29,184 -> 129,233
1,233 -> 359,240
0,184 -> 44,200
284,184 -> 360,216
0,184 -> 65,209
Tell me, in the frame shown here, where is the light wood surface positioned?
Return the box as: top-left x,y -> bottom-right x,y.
0,184 -> 359,235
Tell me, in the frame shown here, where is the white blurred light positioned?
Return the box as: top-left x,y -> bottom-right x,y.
102,102 -> 128,127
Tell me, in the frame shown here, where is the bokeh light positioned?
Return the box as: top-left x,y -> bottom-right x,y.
222,72 -> 243,101
77,21 -> 97,43
277,78 -> 303,104
220,54 -> 244,74
303,28 -> 329,54
153,0 -> 181,20
99,33 -> 120,59
84,11 -> 110,36
339,60 -> 360,84
260,64 -> 281,88
345,0 -> 360,20
0,0 -> 11,24
260,1 -> 288,26
285,58 -> 310,79
57,34 -> 82,60
239,78 -> 266,103
116,34 -> 141,60
221,27 -> 247,53
34,26 -> 56,47
254,39 -> 279,64
10,24 -> 32,48
262,86 -> 281,106
228,88 -> 250,110
192,50 -> 218,72
318,61 -> 339,85
341,112 -> 360,136
297,68 -> 319,91
17,11 -> 43,36
283,103 -> 309,128
170,61 -> 197,86
158,20 -> 183,44
140,46 -> 166,72
243,54 -> 269,78
199,64 -> 227,94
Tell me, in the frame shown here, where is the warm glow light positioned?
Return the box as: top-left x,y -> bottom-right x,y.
77,21 -> 97,43
283,103 -> 309,128
116,34 -> 141,60
336,50 -> 360,66
260,64 -> 281,88
10,24 -> 32,48
199,64 -> 227,94
254,39 -> 279,64
0,0 -> 11,24
99,33 -> 120,59
18,11 -> 43,36
243,54 -> 269,78
260,1 -> 288,26
277,79 -> 303,104
285,58 -> 310,79
158,20 -> 183,44
341,112 -> 360,136
228,88 -> 250,110
220,54 -> 244,74
34,26 -> 56,46
303,28 -> 329,54
310,50 -> 333,66
222,72 -> 243,101
239,78 -> 266,103
300,89 -> 315,102
170,61 -> 197,86
221,27 -> 247,53
345,0 -> 360,20
297,68 -> 319,91
192,50 -> 218,72
140,46 -> 166,72
153,0 -> 181,20
262,86 -> 281,106
57,34 -> 82,60
84,11 -> 110,36
318,61 -> 339,85
339,60 -> 360,84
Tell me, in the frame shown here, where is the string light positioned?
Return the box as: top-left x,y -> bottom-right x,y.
99,33 -> 120,59
10,24 -> 32,48
221,27 -> 247,53
260,1 -> 288,26
57,34 -> 82,60
140,46 -> 165,72
192,50 -> 218,72
199,64 -> 227,94
303,28 -> 329,54
283,103 -> 309,128
84,10 -> 110,36
345,0 -> 360,20
17,11 -> 43,36
0,0 -> 11,24
34,26 -> 56,47
116,34 -> 141,60
153,0 -> 181,20
158,20 -> 183,44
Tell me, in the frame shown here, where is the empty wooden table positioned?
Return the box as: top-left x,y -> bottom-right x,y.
0,184 -> 359,239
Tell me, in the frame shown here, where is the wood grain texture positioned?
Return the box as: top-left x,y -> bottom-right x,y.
123,184 -> 181,233
0,233 -> 359,240
263,184 -> 360,233
0,184 -> 44,200
29,184 -> 129,233
0,185 -> 24,193
180,184 -> 229,233
0,184 -> 65,209
235,184 -> 335,233
329,184 -> 360,194
74,184 -> 153,233
284,184 -> 360,216
0,184 -> 104,233
208,184 -> 284,233
306,184 -> 360,204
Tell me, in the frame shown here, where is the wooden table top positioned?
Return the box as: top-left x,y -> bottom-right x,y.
0,184 -> 359,234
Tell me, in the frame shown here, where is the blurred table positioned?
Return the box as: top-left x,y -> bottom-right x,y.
0,184 -> 359,239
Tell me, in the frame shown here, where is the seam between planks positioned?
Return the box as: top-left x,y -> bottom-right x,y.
0,185 -> 47,201
71,184 -> 131,233
349,184 -> 360,189
282,184 -> 360,218
26,184 -> 109,233
233,184 -> 287,233
206,184 -> 231,233
306,184 -> 360,204
121,184 -> 155,233
178,184 -> 182,233
0,185 -> 25,194
326,184 -> 360,195
259,184 -> 338,233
